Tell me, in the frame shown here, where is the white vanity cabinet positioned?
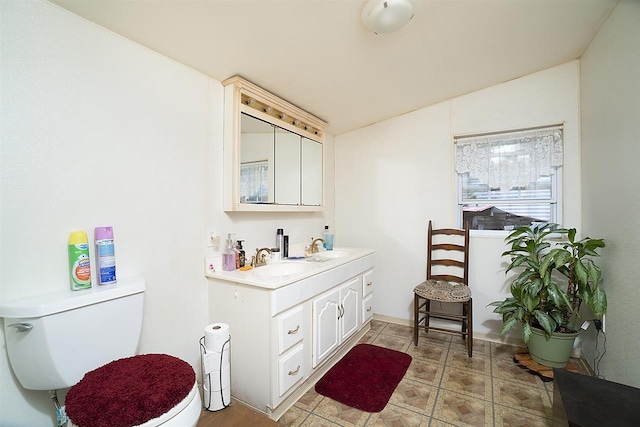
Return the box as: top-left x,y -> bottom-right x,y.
312,277 -> 360,368
206,249 -> 374,420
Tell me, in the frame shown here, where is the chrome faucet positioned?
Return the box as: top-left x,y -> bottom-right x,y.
251,247 -> 272,267
305,237 -> 325,256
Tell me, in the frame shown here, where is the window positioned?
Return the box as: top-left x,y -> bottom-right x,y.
454,125 -> 563,231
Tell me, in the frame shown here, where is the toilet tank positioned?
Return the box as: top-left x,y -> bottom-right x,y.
0,277 -> 145,390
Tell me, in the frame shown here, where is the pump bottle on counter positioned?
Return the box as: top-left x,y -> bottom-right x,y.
222,233 -> 237,271
236,240 -> 246,268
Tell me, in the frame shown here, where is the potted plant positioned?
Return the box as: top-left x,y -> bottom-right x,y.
490,223 -> 607,367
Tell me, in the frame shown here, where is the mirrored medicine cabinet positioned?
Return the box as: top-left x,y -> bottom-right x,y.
223,77 -> 327,212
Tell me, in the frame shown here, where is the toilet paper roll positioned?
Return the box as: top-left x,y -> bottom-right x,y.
204,367 -> 231,391
204,323 -> 230,353
203,352 -> 229,376
204,385 -> 230,411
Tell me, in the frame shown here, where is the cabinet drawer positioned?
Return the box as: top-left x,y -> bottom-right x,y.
278,344 -> 305,397
362,293 -> 373,324
362,269 -> 374,297
277,305 -> 304,355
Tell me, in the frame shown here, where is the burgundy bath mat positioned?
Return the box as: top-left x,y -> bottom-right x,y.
314,343 -> 412,412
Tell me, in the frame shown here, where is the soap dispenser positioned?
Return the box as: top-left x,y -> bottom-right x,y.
236,240 -> 246,268
222,233 -> 237,271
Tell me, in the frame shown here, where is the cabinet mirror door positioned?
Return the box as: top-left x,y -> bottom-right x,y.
302,137 -> 323,206
275,127 -> 301,205
240,114 -> 275,204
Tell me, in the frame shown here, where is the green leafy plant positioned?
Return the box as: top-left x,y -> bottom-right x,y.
490,223 -> 606,343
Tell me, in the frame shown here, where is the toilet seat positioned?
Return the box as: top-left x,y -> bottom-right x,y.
66,354 -> 200,427
136,382 -> 200,426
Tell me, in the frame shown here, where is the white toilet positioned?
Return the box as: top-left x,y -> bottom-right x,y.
0,277 -> 201,426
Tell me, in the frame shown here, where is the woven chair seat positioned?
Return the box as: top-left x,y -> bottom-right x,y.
414,279 -> 472,303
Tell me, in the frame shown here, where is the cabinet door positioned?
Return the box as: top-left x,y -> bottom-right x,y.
312,289 -> 340,368
301,137 -> 323,206
340,278 -> 360,342
274,127 -> 301,205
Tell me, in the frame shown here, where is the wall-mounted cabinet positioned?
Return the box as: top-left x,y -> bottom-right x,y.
223,77 -> 327,212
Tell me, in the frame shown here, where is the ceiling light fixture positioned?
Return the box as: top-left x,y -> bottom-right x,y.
361,0 -> 417,35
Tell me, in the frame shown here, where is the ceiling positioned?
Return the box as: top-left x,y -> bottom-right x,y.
49,0 -> 618,135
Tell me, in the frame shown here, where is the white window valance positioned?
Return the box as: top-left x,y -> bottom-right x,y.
454,126 -> 563,192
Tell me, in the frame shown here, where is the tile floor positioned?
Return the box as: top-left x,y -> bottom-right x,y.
278,320 -> 589,427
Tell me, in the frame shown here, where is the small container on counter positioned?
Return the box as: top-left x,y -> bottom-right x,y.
236,240 -> 246,268
222,233 -> 237,271
276,228 -> 284,253
323,225 -> 334,250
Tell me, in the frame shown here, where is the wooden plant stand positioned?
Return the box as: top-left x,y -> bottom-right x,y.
513,349 -> 579,382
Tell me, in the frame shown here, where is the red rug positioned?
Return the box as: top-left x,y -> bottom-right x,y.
314,343 -> 412,412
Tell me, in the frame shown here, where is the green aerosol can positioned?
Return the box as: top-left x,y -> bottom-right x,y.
69,231 -> 91,290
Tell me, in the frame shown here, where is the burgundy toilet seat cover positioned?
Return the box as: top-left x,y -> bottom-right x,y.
66,353 -> 196,427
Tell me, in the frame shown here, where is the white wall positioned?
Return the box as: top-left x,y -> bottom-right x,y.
335,61 -> 581,344
581,0 -> 640,387
0,1 -> 211,424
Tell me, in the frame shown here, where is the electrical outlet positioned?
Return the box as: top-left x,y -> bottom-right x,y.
602,314 -> 606,333
207,229 -> 221,251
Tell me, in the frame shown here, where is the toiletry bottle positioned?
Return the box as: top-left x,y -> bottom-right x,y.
283,235 -> 289,258
94,226 -> 117,285
276,228 -> 284,253
236,240 -> 246,267
323,225 -> 334,250
68,231 -> 92,290
222,233 -> 236,271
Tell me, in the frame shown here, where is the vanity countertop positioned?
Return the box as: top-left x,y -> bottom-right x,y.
205,247 -> 374,290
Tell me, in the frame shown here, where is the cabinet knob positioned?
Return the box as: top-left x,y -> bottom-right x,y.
288,325 -> 300,335
367,307 -> 372,312
288,365 -> 301,376
367,281 -> 373,286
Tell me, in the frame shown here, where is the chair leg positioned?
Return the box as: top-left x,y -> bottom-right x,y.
461,302 -> 467,339
413,294 -> 419,346
424,299 -> 430,333
467,298 -> 473,357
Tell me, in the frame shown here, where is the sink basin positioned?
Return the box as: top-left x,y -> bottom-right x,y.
315,250 -> 352,259
252,262 -> 314,277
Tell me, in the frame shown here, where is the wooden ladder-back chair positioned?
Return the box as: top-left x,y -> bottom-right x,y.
413,220 -> 472,357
